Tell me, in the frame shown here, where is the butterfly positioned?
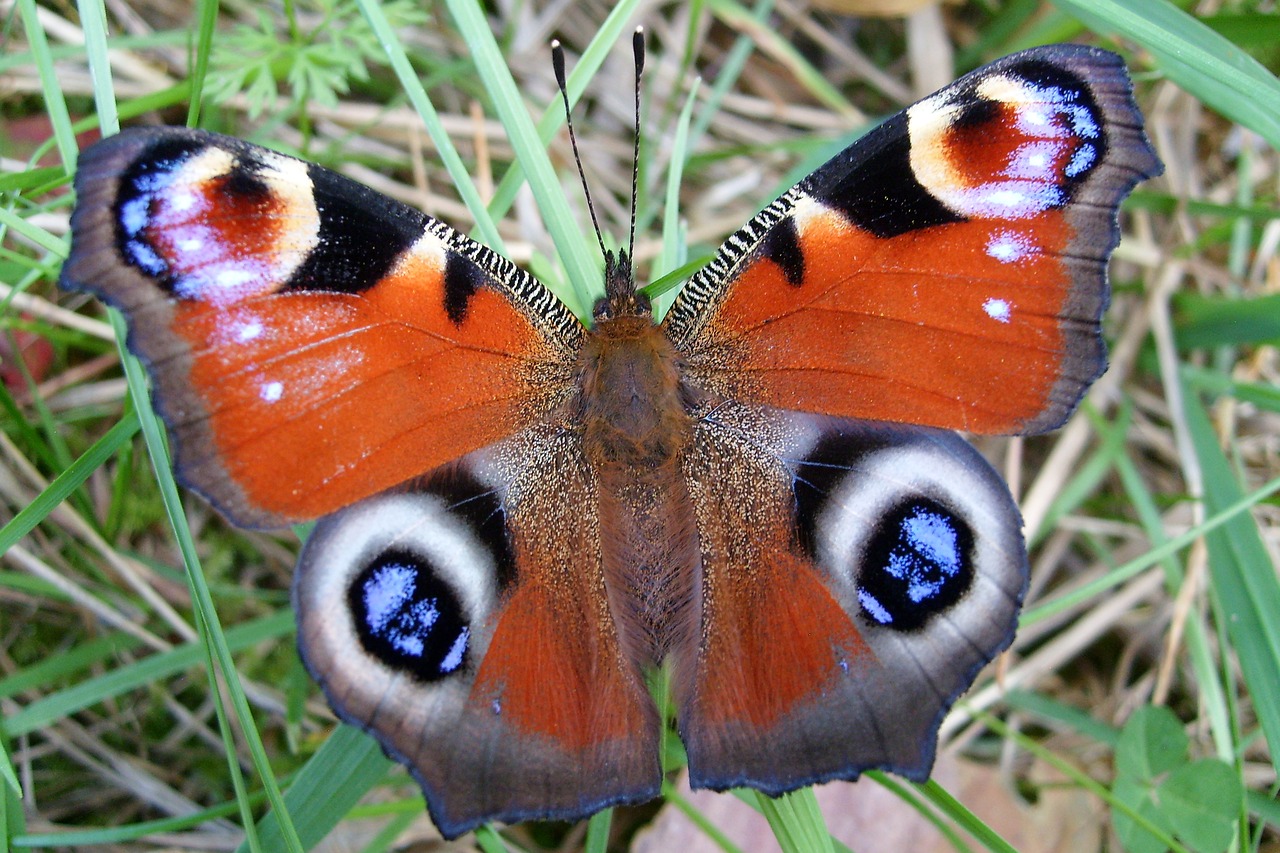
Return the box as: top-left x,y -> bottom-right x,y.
60,43 -> 1161,839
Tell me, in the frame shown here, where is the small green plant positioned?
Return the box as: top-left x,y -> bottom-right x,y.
1111,705 -> 1243,853
205,0 -> 427,121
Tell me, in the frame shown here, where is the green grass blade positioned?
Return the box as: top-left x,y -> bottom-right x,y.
585,807 -> 614,853
1181,386 -> 1280,777
484,0 -> 642,247
753,788 -> 833,853
12,795 -> 252,847
0,413 -> 137,554
709,0 -> 855,120
353,0 -> 506,254
1029,402 -> 1132,545
76,0 -> 120,137
1,741 -> 20,848
185,0 -> 219,124
914,779 -> 1017,853
0,208 -> 68,256
654,76 -> 701,317
1022,473 -> 1280,627
5,611 -> 294,736
1173,292 -> 1280,350
18,0 -> 77,168
443,0 -> 601,316
238,725 -> 393,853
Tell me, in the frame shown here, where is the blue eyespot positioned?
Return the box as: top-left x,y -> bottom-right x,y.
349,550 -> 470,681
858,499 -> 974,631
118,158 -> 185,275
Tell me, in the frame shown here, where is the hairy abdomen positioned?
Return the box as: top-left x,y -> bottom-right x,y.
579,315 -> 702,668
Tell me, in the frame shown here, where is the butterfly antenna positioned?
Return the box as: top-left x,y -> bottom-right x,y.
628,27 -> 644,267
552,40 -> 609,262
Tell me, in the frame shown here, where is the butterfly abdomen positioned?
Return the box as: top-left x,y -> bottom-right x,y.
579,312 -> 703,667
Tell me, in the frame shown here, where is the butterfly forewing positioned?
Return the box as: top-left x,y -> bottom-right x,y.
664,45 -> 1161,435
62,128 -> 584,528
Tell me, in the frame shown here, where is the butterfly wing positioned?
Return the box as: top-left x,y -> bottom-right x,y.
663,45 -> 1162,435
293,425 -> 661,838
666,45 -> 1159,791
672,405 -> 1026,789
61,127 -> 584,528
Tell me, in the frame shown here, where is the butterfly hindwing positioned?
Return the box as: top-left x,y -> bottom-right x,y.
61,127 -> 583,528
674,405 -> 1026,789
294,424 -> 662,838
663,45 -> 1162,435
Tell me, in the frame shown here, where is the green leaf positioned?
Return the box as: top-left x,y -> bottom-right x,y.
1158,760 -> 1242,853
1109,707 -> 1243,852
1115,706 -> 1188,781
1111,775 -> 1168,853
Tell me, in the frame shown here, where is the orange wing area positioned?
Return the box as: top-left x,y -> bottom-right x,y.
677,209 -> 1091,435
674,408 -> 871,780
167,272 -> 575,526
472,577 -> 653,750
418,432 -> 662,833
465,431 -> 658,754
664,45 -> 1161,437
61,128 -> 583,528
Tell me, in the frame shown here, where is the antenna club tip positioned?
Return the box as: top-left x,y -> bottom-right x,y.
551,40 -> 566,83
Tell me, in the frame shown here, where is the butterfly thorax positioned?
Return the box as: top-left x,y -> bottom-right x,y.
578,311 -> 691,470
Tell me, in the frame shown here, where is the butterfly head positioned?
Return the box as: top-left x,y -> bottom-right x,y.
593,247 -> 649,322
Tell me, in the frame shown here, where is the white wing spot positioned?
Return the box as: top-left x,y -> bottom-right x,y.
215,268 -> 256,290
986,230 -> 1035,264
237,320 -> 264,342
261,381 -> 284,402
983,298 -> 1012,323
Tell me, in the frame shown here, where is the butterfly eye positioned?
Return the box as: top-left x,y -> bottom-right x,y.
349,549 -> 473,680
858,498 -> 975,630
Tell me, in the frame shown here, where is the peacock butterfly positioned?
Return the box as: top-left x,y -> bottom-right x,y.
60,43 -> 1161,839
